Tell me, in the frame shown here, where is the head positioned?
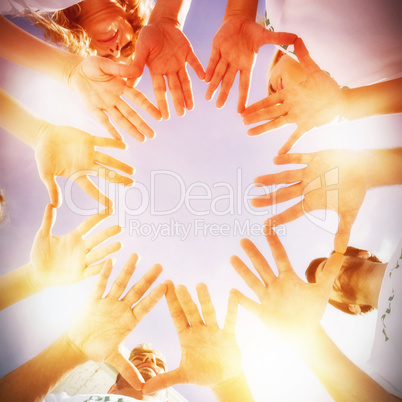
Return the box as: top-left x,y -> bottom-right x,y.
267,48 -> 306,95
306,247 -> 382,315
29,0 -> 152,62
108,344 -> 168,400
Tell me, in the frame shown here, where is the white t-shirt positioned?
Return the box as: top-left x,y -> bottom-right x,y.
265,0 -> 402,87
368,239 -> 402,398
45,392 -> 141,402
0,0 -> 79,15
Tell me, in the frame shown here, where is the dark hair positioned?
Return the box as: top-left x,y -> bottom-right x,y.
305,247 -> 380,315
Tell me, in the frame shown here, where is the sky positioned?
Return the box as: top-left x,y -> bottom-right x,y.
0,0 -> 401,401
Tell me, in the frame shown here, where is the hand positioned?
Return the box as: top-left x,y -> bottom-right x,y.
242,38 -> 345,154
67,56 -> 162,142
206,16 -> 297,113
34,122 -> 134,208
68,254 -> 166,390
252,150 -> 370,253
230,233 -> 343,341
29,205 -> 122,290
142,281 -> 242,394
131,18 -> 205,119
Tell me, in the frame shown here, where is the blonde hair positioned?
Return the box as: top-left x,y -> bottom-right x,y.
27,0 -> 153,57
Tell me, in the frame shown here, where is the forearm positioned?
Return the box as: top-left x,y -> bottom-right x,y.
149,0 -> 191,27
0,333 -> 87,401
211,373 -> 255,402
223,0 -> 258,21
0,263 -> 44,310
0,89 -> 45,147
342,78 -> 402,121
0,16 -> 82,84
365,148 -> 402,188
294,327 -> 399,402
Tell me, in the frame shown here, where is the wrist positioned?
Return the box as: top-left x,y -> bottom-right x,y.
148,15 -> 183,29
61,332 -> 88,364
339,87 -> 350,121
63,54 -> 85,90
26,261 -> 46,293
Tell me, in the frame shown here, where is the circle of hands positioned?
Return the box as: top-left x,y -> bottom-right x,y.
29,13 -> 368,396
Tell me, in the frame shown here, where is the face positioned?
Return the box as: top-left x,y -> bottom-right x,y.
268,54 -> 306,95
78,0 -> 135,62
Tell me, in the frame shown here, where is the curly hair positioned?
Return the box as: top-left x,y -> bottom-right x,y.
27,0 -> 153,57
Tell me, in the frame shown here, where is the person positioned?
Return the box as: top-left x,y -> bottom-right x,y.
204,0 -> 297,113
250,147 -> 402,253
0,15 -> 161,142
0,204 -> 122,310
0,88 -> 135,208
230,230 -> 402,400
242,38 -> 402,154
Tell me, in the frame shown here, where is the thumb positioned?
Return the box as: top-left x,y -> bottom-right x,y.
108,353 -> 145,391
142,368 -> 185,395
42,173 -> 61,208
130,42 -> 151,78
98,56 -> 143,79
259,30 -> 297,47
40,203 -> 56,236
334,214 -> 356,254
294,37 -> 321,73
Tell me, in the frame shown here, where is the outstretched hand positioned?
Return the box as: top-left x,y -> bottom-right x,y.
206,16 -> 297,113
34,122 -> 134,208
67,56 -> 161,142
131,19 -> 205,119
230,233 -> 343,341
252,150 -> 369,253
29,205 -> 122,290
242,38 -> 345,153
68,254 -> 166,391
142,281 -> 242,395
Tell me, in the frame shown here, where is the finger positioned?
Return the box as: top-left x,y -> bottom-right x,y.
41,172 -> 61,208
224,292 -> 238,334
242,104 -> 287,125
107,253 -> 139,299
261,31 -> 297,46
240,238 -> 276,284
123,263 -> 163,306
74,208 -> 111,237
273,153 -> 313,166
85,224 -> 122,252
247,115 -> 288,136
334,214 -> 357,254
39,203 -> 56,236
229,255 -> 266,299
317,252 -> 344,293
175,285 -> 204,326
83,260 -> 108,279
278,127 -> 308,155
95,151 -> 134,175
237,69 -> 251,114
93,136 -> 127,150
254,169 -> 304,187
151,74 -> 169,120
164,280 -> 189,333
251,183 -> 302,208
90,259 -> 114,299
123,86 -> 162,121
265,202 -> 305,226
92,109 -> 123,141
187,48 -> 206,81
132,282 -> 166,322
109,353 -> 144,391
142,369 -> 185,395
230,289 -> 261,318
76,175 -> 113,208
196,283 -> 218,327
167,73 -> 185,117
216,65 -> 238,109
115,99 -> 156,140
85,241 -> 122,266
264,229 -> 293,275
178,67 -> 194,111
241,93 -> 284,117
294,37 -> 321,73
93,164 -> 134,187
205,46 -> 220,83
107,106 -> 147,143
205,59 -> 228,101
